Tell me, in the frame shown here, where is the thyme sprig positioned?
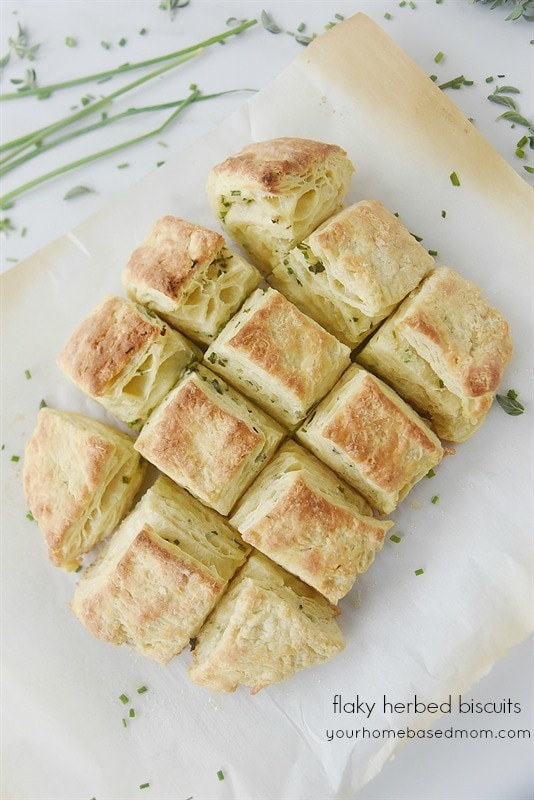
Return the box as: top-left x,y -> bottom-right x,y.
0,17 -> 257,100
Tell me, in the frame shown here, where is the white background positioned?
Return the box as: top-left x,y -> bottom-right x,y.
1,2 -> 533,799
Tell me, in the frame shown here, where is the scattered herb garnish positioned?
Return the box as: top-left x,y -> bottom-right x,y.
261,10 -> 283,34
217,770 -> 225,781
431,495 -> 439,504
11,454 -> 20,462
469,0 -> 534,22
119,693 -> 129,705
449,171 -> 461,186
426,468 -> 436,478
160,0 -> 190,19
137,685 -> 148,694
0,217 -> 15,233
390,534 -> 402,543
496,389 -> 525,415
63,185 -> 94,200
65,36 -> 76,48
24,368 -> 31,379
415,568 -> 425,576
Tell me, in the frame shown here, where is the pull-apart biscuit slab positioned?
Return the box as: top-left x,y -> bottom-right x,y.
230,441 -> 393,604
204,287 -> 351,429
134,364 -> 285,515
188,552 -> 345,693
357,267 -> 513,442
71,476 -> 249,664
57,295 -> 201,429
206,137 -> 354,275
270,200 -> 434,348
296,364 -> 444,515
122,216 -> 262,346
23,408 -> 146,571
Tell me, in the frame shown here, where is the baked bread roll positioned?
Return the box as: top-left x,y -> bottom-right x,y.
122,216 -> 262,346
270,200 -> 434,348
23,408 -> 146,571
188,552 -> 345,693
296,364 -> 444,515
134,364 -> 285,515
71,476 -> 249,664
57,295 -> 202,429
206,137 -> 354,275
204,287 -> 350,429
230,441 -> 393,604
357,267 -> 513,442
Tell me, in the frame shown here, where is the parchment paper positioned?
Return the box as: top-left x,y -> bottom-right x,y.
1,14 -> 532,800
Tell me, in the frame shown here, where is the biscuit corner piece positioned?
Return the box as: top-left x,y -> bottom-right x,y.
296,364 -> 443,515
134,364 -> 285,515
188,552 -> 345,693
206,137 -> 354,275
56,294 -> 201,428
204,286 -> 351,429
23,408 -> 146,571
270,199 -> 434,348
71,476 -> 249,664
231,441 -> 393,604
122,216 -> 262,346
357,267 -> 513,442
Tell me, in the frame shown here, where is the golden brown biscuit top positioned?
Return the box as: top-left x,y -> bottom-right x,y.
23,408 -> 115,551
57,295 -> 166,396
227,289 -> 343,401
324,374 -> 441,492
399,267 -> 513,397
210,137 -> 350,195
124,216 -> 225,300
250,475 -> 385,552
115,526 -> 224,600
144,380 -> 263,496
308,200 -> 434,312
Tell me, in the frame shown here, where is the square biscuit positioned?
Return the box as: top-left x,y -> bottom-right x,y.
23,408 -> 146,571
206,137 -> 354,275
231,441 -> 393,603
122,216 -> 262,346
204,287 -> 351,429
71,476 -> 249,664
134,364 -> 285,515
270,200 -> 434,348
296,364 -> 444,515
188,552 -> 345,693
358,267 -> 513,442
57,295 -> 201,429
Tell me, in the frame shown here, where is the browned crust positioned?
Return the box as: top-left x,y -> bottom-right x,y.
243,476 -> 386,577
400,268 -> 512,397
324,374 -> 442,492
23,409 -> 115,563
57,296 -> 165,396
138,380 -> 263,495
227,290 -> 340,399
210,137 -> 350,195
124,216 -> 225,300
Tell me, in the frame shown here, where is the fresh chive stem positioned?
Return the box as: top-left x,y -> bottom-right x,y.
0,18 -> 257,101
0,53 -> 199,171
0,88 -> 203,206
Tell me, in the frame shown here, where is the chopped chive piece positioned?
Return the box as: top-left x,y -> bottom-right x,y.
75,564 -> 82,572
434,51 -> 444,63
118,38 -> 127,47
384,12 -> 393,19
524,166 -> 534,174
428,249 -> 438,256
24,369 -> 31,379
449,171 -> 460,186
426,468 -> 436,478
122,476 -> 131,484
117,162 -> 129,169
137,685 -> 148,694
11,455 -> 20,462
26,511 -> 35,521
409,1 -> 416,7
129,708 -> 135,717
429,74 -> 438,82
65,36 -> 76,47
516,148 -> 525,158
415,568 -> 425,576
217,770 -> 225,781
139,784 -> 149,790
390,534 -> 402,543
39,398 -> 47,408
441,209 -> 447,218
100,41 -> 111,49
335,13 -> 345,21
119,693 -> 129,704
438,379 -> 445,388
431,495 -> 439,504
122,718 -> 127,727
139,28 -> 147,35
